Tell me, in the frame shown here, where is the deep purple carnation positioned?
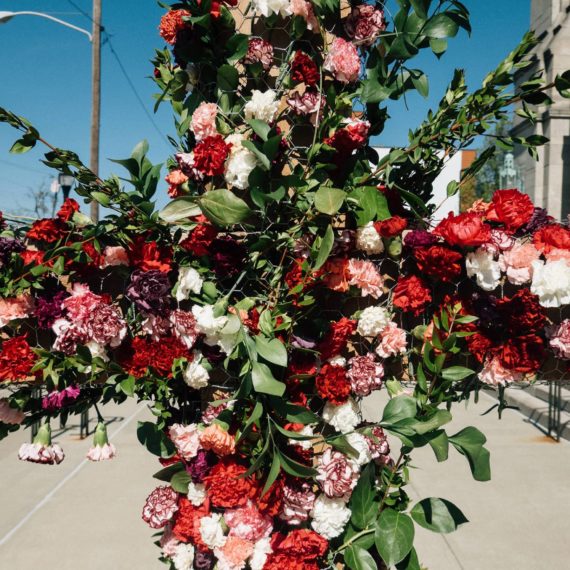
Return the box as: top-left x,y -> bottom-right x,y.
403,229 -> 439,248
0,237 -> 24,263
127,270 -> 170,315
521,207 -> 553,234
331,230 -> 355,256
35,291 -> 67,329
193,549 -> 215,570
185,449 -> 214,483
211,236 -> 246,278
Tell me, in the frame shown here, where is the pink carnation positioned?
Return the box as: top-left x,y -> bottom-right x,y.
348,258 -> 384,298
214,536 -> 254,570
366,426 -> 391,466
63,284 -> 103,322
0,398 -> 24,424
316,448 -> 359,500
499,242 -> 540,285
290,0 -> 319,31
287,91 -> 322,118
547,319 -> 570,359
244,38 -> 274,70
546,248 -> 570,263
191,102 -> 218,142
347,353 -> 384,396
224,501 -> 273,541
86,443 -> 117,462
102,246 -> 129,267
169,423 -> 201,461
478,356 -> 524,387
279,482 -> 316,525
199,423 -> 236,456
345,4 -> 386,46
160,523 -> 180,558
324,37 -> 361,83
376,322 -> 407,358
18,442 -> 65,465
0,294 -> 34,327
170,310 -> 199,349
142,485 -> 179,529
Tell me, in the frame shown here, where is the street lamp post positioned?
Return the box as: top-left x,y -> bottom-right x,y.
0,3 -> 102,222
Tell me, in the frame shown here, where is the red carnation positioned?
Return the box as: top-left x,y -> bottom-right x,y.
291,51 -> 319,86
159,9 -> 191,45
203,459 -> 258,508
20,249 -> 47,266
533,224 -> 570,254
318,317 -> 356,360
414,245 -> 463,282
26,218 -> 67,244
393,275 -> 432,316
129,235 -> 173,272
315,363 -> 351,404
325,121 -> 369,155
172,498 -> 210,547
374,216 -> 408,238
270,529 -> 328,560
498,289 -> 546,334
193,135 -> 231,176
82,241 -> 105,267
257,477 -> 284,517
486,189 -> 534,231
464,328 -> 494,364
0,335 -> 37,381
498,334 -> 545,374
57,198 -> 80,222
180,215 -> 218,257
434,212 -> 491,247
118,336 -> 190,379
263,554 -> 319,570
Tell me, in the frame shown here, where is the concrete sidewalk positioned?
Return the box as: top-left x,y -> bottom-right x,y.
0,393 -> 569,569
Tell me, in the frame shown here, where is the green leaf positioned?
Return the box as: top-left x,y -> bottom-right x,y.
119,375 -> 136,397
225,33 -> 249,63
441,366 -> 474,381
449,426 -> 491,482
153,462 -> 185,482
255,336 -> 288,367
350,463 -> 378,530
198,189 -> 251,226
429,38 -> 448,56
217,64 -> 239,91
91,191 -> 112,207
395,547 -> 421,570
170,470 -> 192,493
381,396 -> 417,425
261,452 -> 281,496
345,545 -> 377,570
411,410 -> 452,435
428,430 -> 449,462
424,13 -> 459,38
9,134 -> 37,154
410,0 -> 430,19
411,498 -> 469,533
375,509 -> 415,566
137,421 -> 175,458
314,187 -> 346,215
313,224 -> 334,270
241,140 -> 271,171
279,451 -> 317,477
159,197 -> 201,223
251,362 -> 286,396
411,71 -> 429,98
247,119 -> 271,141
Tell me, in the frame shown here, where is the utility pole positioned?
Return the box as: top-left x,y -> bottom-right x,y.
90,0 -> 102,222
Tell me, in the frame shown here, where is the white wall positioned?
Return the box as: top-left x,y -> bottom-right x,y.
374,147 -> 462,219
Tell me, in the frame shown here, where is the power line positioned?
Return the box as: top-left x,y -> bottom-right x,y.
65,0 -> 171,149
0,159 -> 49,176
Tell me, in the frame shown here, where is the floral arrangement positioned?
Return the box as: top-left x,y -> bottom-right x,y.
1,1 -> 570,569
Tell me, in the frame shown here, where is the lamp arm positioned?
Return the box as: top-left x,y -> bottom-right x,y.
9,11 -> 93,42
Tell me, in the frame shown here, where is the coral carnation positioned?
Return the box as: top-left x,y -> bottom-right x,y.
393,275 -> 432,316
203,459 -> 258,508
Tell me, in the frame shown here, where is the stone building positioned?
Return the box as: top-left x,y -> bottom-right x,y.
512,0 -> 570,219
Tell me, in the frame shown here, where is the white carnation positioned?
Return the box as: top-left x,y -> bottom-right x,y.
187,482 -> 207,506
323,398 -> 360,434
172,543 -> 195,570
288,424 -> 314,450
184,353 -> 210,389
345,432 -> 372,467
225,147 -> 258,190
199,513 -> 227,549
466,248 -> 501,291
252,0 -> 292,18
357,306 -> 391,337
250,537 -> 273,570
531,259 -> 570,307
244,89 -> 280,123
192,305 -> 227,337
356,222 -> 384,255
328,355 -> 347,367
310,495 -> 352,539
175,267 -> 203,302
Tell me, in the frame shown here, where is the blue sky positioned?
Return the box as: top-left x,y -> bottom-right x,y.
0,0 -> 530,214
